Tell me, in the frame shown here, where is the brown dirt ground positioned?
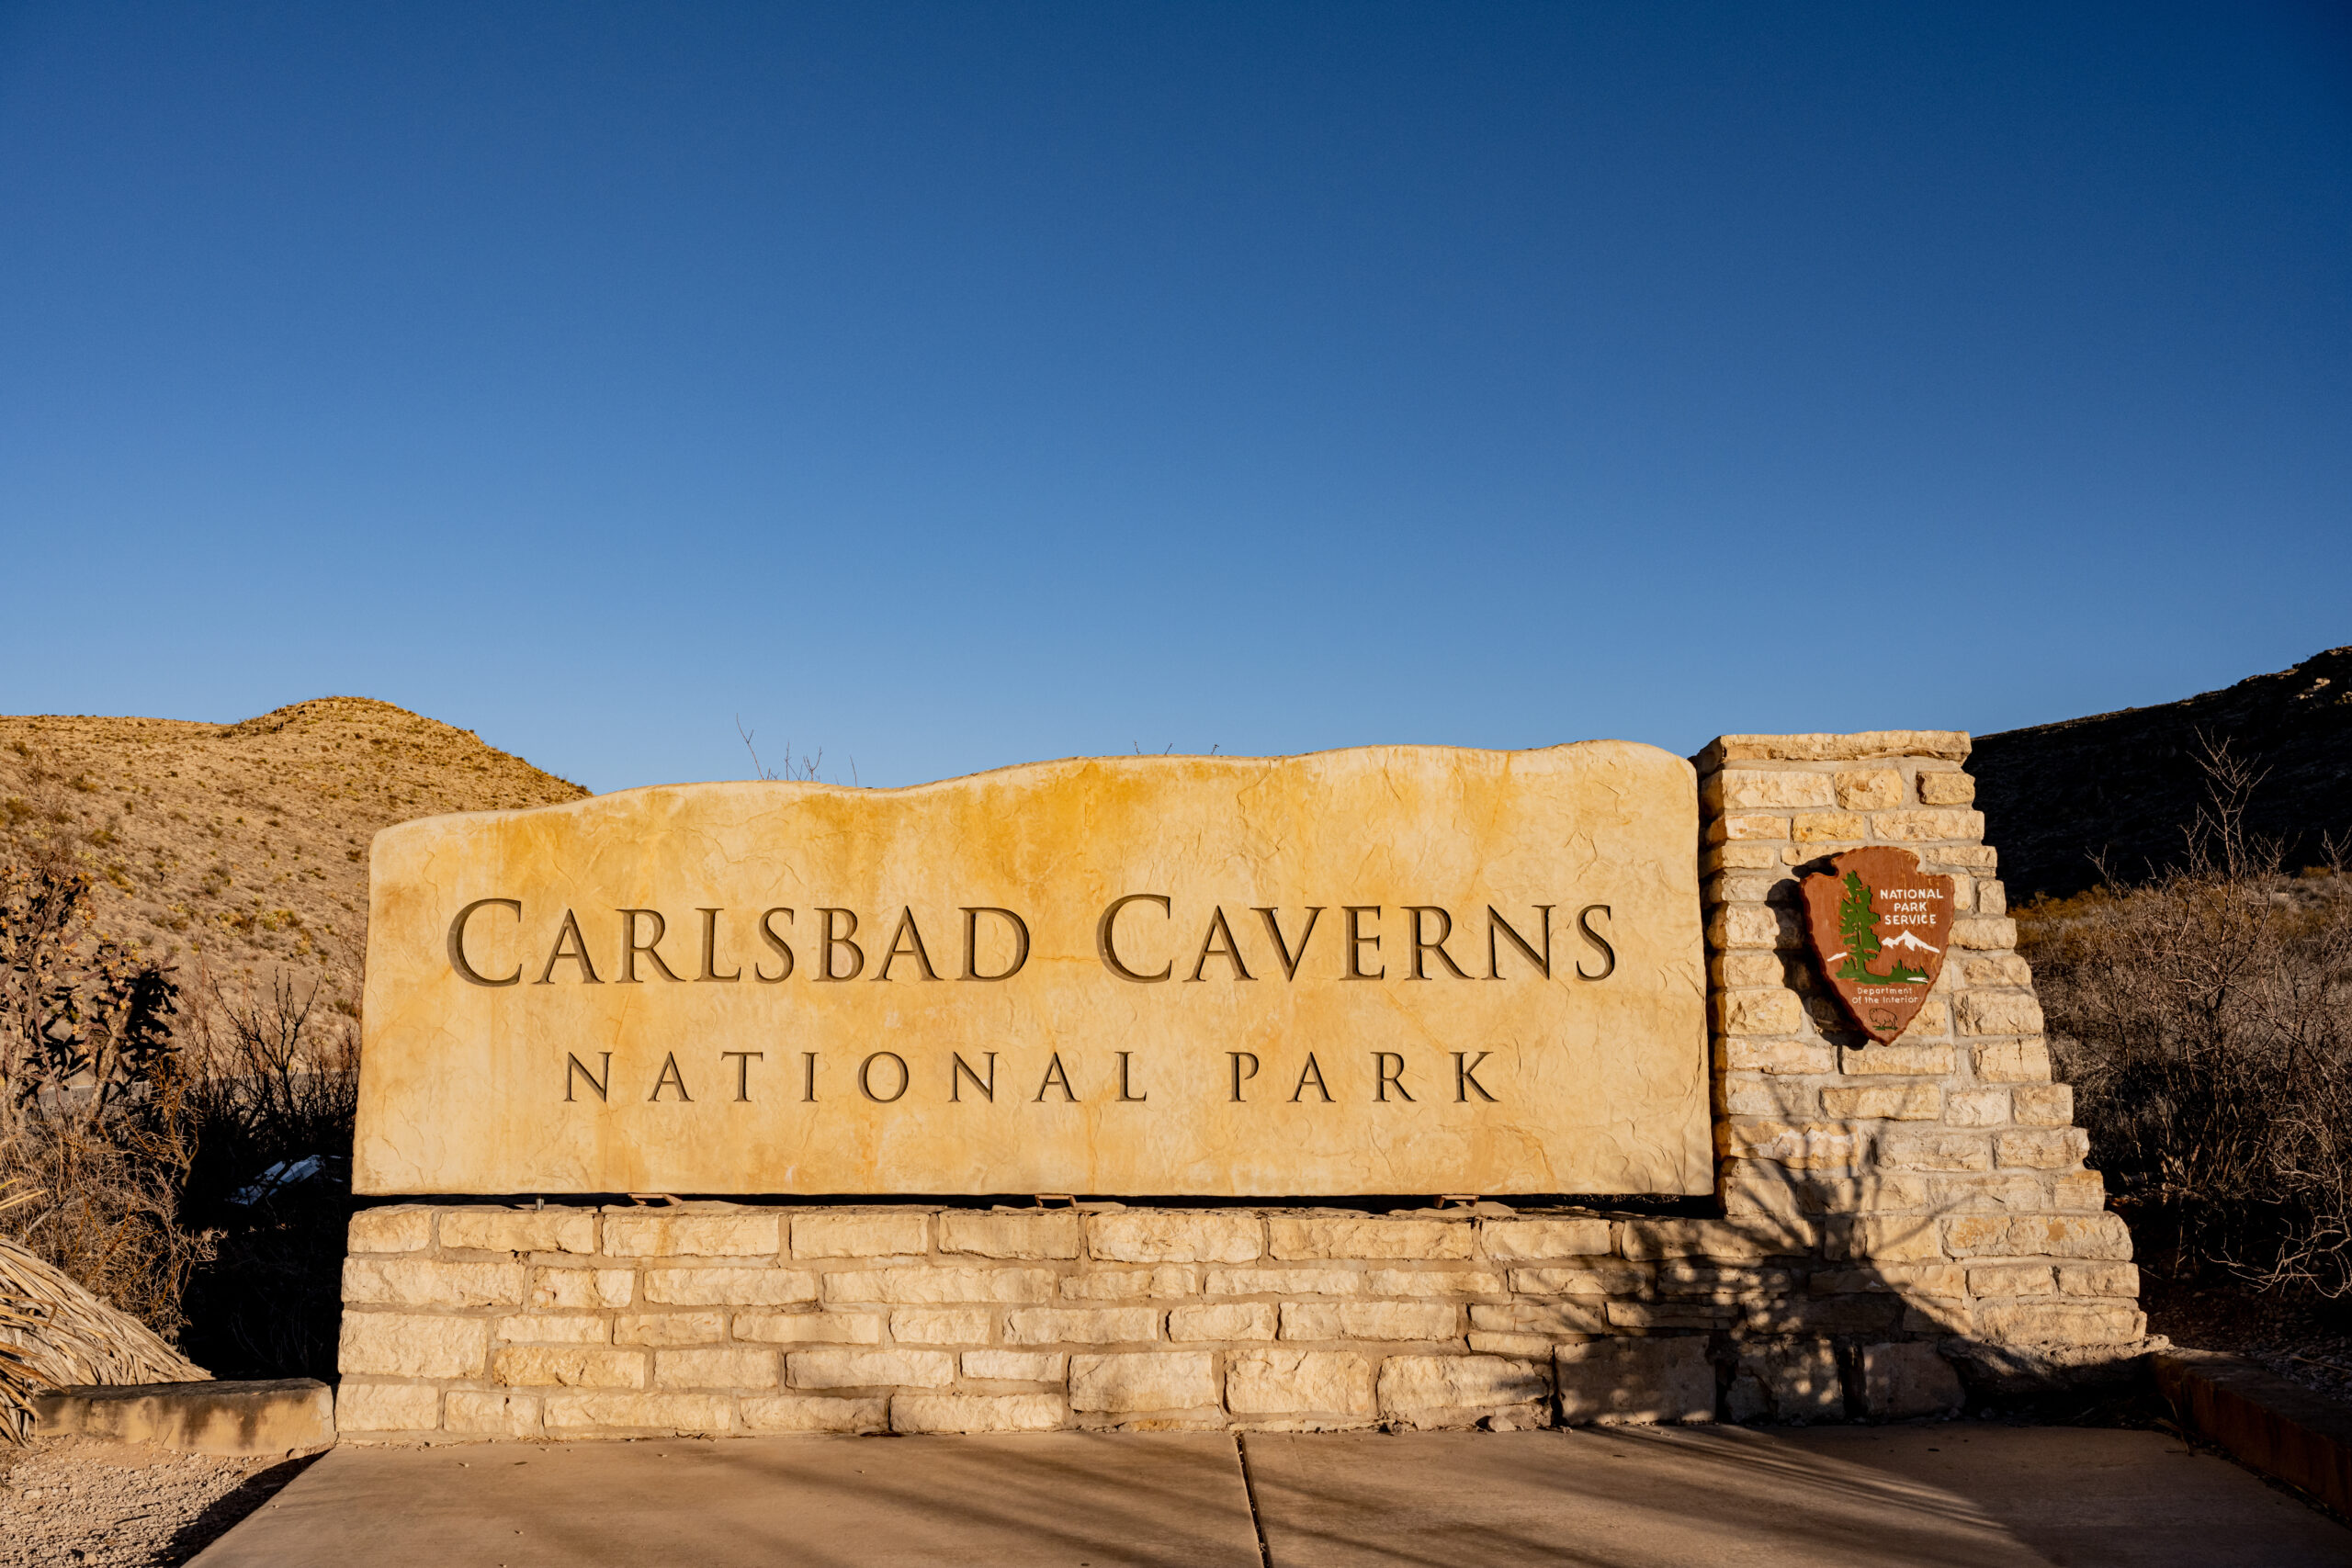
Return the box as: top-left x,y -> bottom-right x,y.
0,697 -> 588,1017
0,1436 -> 320,1567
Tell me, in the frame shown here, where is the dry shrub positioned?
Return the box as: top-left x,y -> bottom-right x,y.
2024,742 -> 2352,1292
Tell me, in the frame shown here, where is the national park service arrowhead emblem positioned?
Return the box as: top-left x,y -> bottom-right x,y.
1800,846 -> 1955,1044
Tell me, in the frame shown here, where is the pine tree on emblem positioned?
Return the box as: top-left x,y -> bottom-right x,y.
1834,871 -> 1881,981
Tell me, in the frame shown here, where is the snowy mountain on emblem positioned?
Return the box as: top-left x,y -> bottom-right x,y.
1879,930 -> 1940,954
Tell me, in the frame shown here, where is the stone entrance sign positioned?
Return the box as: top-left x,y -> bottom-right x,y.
356,741 -> 1708,1198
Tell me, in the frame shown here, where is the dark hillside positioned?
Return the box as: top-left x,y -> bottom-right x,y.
1974,646 -> 2352,900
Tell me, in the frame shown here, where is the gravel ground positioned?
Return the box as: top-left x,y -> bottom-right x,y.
0,1438 -> 321,1567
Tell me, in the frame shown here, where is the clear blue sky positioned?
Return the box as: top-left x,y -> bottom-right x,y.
1,3 -> 2345,793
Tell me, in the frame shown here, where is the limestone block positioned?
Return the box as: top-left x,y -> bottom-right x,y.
1976,881 -> 2007,916
656,1348 -> 778,1389
1792,812 -> 1869,843
1655,1262 -> 1795,1300
1942,1213 -> 2132,1260
1378,1355 -> 1552,1426
1700,732 -> 1969,765
1833,770 -> 1904,810
1606,1302 -> 1736,1331
1060,1267 -> 1201,1301
347,1207 -> 433,1254
445,1391 -> 539,1438
1709,905 -> 1797,951
1930,1174 -> 2057,1213
1837,1217 -> 1946,1263
1957,991 -> 2045,1037
1279,1302 -> 1460,1341
2011,1085 -> 2074,1126
611,1311 -> 725,1346
1709,770 -> 1837,810
542,1393 -> 731,1433
529,1268 -> 635,1310
1721,1039 -> 1836,1075
2052,1171 -> 2107,1211
2059,1264 -> 2140,1296
1839,1043 -> 1954,1076
1901,1297 -> 1975,1335
1003,1306 -> 1159,1345
1710,949 -> 1786,987
734,1311 -> 885,1345
1068,1351 -> 1220,1413
1973,1302 -> 2145,1344
1555,1338 -> 1713,1425
1169,1303 -> 1277,1342
742,1394 -> 889,1433
1740,1341 -> 1843,1421
1870,810 -> 1984,842
1996,1129 -> 2088,1169
1471,1301 -> 1610,1335
1089,1213 -> 1263,1264
1205,1268 -> 1361,1297
1703,842 -> 1787,874
1951,917 -> 2018,950
937,1211 -> 1084,1260
1877,1132 -> 1993,1172
1717,1122 -> 1860,1170
1268,1216 -> 1472,1260
1933,844 -> 1999,870
335,1382 -> 441,1433
1716,813 -> 1797,842
1725,1078 -> 1821,1118
1861,1344 -> 1963,1417
961,1349 -> 1069,1381
1227,1349 -> 1377,1416
1709,873 -> 1788,905
1962,953 -> 2032,987
1480,1219 -> 1612,1262
438,1208 -> 597,1255
1808,1263 -> 1964,1296
822,1267 -> 1055,1305
1917,771 -> 1975,806
339,1312 -> 490,1380
790,1213 -> 930,1258
643,1267 -> 819,1306
892,1306 -> 996,1345
1507,1262 -> 1650,1295
1718,988 -> 1804,1036
1944,1089 -> 2011,1127
1363,1269 -> 1506,1296
498,1314 -> 611,1344
602,1213 -> 782,1258
891,1393 -> 1066,1433
1622,1219 -> 1814,1261
1820,1084 -> 1941,1121
1969,1265 -> 2056,1297
786,1348 -> 956,1390
341,1258 -> 526,1309
492,1347 -> 646,1389
1468,1332 -> 1554,1358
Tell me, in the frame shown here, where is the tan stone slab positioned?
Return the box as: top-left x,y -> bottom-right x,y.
356,743 -> 1707,1197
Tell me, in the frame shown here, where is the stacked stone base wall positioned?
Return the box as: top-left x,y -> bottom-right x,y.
337,729 -> 2156,1440
342,1201 -> 1990,1439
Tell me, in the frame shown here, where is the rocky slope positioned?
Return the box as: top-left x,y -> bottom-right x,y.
1974,646 -> 2352,901
0,697 -> 588,1015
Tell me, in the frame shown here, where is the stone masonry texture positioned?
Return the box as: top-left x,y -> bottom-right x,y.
336,733 -> 2148,1439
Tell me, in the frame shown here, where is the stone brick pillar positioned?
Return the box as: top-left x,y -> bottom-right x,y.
1695,731 -> 2155,1397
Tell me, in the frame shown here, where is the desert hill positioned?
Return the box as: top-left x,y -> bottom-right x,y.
1973,645 -> 2352,901
0,697 -> 588,1013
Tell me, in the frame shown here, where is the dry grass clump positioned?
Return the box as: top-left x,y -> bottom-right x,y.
1,1190 -> 209,1443
2023,742 -> 2352,1292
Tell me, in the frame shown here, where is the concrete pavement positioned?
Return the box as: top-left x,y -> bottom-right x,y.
191,1424 -> 2352,1567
